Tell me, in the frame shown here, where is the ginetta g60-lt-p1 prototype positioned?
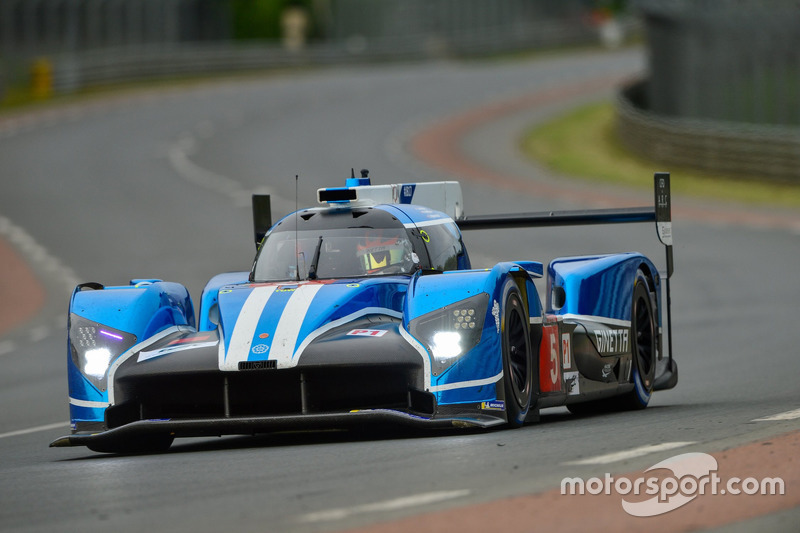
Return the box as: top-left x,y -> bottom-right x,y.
52,171 -> 677,453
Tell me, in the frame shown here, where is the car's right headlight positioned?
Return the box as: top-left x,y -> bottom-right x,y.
69,314 -> 138,392
408,293 -> 489,376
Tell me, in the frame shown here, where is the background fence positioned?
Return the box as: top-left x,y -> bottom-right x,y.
617,81 -> 800,183
0,0 -> 612,97
618,0 -> 800,182
637,0 -> 800,127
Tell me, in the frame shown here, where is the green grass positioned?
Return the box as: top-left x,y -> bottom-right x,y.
521,101 -> 800,208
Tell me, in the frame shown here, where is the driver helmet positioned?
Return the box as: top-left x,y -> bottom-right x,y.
357,233 -> 411,274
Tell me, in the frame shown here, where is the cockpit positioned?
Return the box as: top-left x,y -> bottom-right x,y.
250,206 -> 469,282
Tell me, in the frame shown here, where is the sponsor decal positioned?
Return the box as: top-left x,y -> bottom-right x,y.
593,329 -> 630,355
491,300 -> 500,333
259,333 -> 270,339
401,184 -> 416,203
346,329 -> 387,337
276,286 -> 298,292
602,363 -> 614,379
564,370 -> 580,395
346,283 -> 360,288
480,400 -> 505,411
561,333 -> 572,369
250,344 -> 270,354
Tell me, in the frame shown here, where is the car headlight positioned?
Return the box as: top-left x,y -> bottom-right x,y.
69,314 -> 137,391
409,293 -> 489,376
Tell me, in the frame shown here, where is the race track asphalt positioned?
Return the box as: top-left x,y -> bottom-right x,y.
1,47 -> 798,533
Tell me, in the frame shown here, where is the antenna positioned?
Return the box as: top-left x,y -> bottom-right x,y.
295,174 -> 299,281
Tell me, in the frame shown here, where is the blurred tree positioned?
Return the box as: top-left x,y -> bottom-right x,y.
231,0 -> 316,40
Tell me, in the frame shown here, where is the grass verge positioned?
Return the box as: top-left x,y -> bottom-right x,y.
521,101 -> 800,209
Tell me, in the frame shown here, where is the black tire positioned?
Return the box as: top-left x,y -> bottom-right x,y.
501,287 -> 534,427
619,271 -> 657,410
87,434 -> 174,454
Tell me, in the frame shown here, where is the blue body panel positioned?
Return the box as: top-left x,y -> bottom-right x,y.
403,263 -> 542,405
67,280 -> 195,424
70,281 -> 194,339
547,253 -> 661,325
197,272 -> 249,331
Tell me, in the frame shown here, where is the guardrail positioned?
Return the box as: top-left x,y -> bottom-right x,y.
616,80 -> 800,183
30,16 -> 601,93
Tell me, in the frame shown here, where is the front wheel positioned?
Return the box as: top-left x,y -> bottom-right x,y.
501,287 -> 534,427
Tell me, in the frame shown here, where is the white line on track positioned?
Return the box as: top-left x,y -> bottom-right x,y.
166,133 -> 292,209
563,441 -> 697,466
752,408 -> 800,422
0,214 -> 80,295
297,489 -> 471,523
0,422 -> 69,440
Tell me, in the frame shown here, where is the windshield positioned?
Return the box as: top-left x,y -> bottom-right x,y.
253,227 -> 417,281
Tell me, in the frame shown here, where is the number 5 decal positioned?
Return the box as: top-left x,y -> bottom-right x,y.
539,324 -> 562,393
549,333 -> 558,384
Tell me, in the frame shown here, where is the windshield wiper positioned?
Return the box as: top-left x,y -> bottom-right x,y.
307,236 -> 323,280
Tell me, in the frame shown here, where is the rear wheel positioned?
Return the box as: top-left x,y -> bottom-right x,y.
501,288 -> 534,427
619,272 -> 657,410
567,270 -> 657,414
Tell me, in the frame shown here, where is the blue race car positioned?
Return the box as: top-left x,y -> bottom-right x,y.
51,171 -> 677,453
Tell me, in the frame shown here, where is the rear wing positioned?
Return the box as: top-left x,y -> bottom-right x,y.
456,173 -> 675,389
456,173 -> 673,278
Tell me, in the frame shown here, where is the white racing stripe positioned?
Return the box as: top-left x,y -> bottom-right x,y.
298,489 -> 471,523
563,441 -> 696,466
221,286 -> 276,370
138,340 -> 219,362
69,397 -> 109,409
271,284 -> 324,367
0,422 -> 69,440
560,314 -> 631,328
403,217 -> 453,229
752,408 -> 800,422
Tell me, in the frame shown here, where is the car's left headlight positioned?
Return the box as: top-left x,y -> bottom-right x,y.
408,293 -> 489,376
69,314 -> 138,391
